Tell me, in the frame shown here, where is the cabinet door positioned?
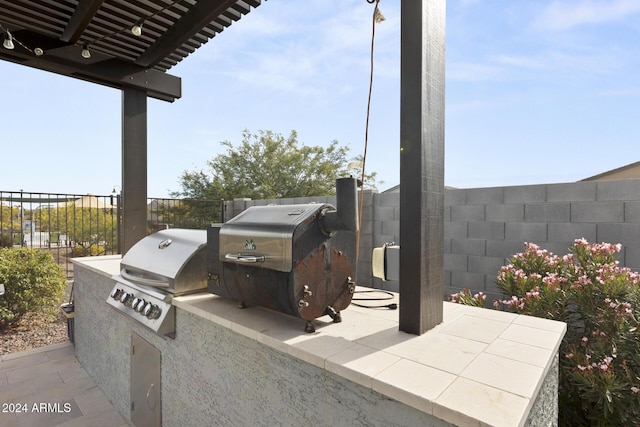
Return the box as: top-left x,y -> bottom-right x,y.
131,332 -> 161,427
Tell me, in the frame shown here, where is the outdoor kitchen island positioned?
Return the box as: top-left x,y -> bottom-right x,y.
73,255 -> 564,427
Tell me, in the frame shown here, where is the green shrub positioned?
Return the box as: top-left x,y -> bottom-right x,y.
452,240 -> 640,426
0,247 -> 67,329
72,243 -> 106,257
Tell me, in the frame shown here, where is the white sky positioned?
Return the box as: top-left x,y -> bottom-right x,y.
1,0 -> 639,197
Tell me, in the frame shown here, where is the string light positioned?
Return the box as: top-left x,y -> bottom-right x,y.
2,0 -> 188,60
81,44 -> 91,59
1,24 -> 45,55
3,30 -> 14,49
131,21 -> 143,37
82,0 -> 187,58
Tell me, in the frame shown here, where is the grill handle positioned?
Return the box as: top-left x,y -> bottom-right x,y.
119,269 -> 170,288
225,253 -> 266,263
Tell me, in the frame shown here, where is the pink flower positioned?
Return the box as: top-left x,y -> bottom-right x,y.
473,292 -> 486,301
582,337 -> 589,343
565,353 -> 574,359
632,387 -> 640,394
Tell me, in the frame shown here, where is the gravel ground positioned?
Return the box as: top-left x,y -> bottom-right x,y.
0,311 -> 69,355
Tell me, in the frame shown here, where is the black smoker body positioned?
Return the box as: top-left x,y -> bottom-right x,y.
207,178 -> 359,332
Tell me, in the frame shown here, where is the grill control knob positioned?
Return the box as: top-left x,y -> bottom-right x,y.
132,298 -> 143,312
119,292 -> 132,305
142,302 -> 152,316
143,303 -> 161,320
110,288 -> 122,300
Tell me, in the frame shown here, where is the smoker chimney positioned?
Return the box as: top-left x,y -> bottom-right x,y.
322,177 -> 359,234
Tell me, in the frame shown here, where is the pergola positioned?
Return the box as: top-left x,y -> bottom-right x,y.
0,0 -> 445,335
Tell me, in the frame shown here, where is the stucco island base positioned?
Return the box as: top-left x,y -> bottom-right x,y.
73,255 -> 565,427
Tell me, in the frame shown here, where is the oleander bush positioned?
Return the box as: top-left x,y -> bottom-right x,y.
449,288 -> 486,307
450,239 -> 640,426
0,247 -> 67,330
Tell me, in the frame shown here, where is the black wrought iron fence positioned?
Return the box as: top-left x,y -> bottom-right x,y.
0,191 -> 223,279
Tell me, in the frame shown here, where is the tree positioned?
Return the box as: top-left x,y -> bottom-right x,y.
173,129 -> 380,200
33,204 -> 117,255
0,204 -> 21,247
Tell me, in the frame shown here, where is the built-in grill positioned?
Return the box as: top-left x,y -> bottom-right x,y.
207,178 -> 359,332
108,229 -> 208,337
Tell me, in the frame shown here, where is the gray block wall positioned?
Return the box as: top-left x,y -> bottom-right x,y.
442,179 -> 640,302
224,179 -> 640,303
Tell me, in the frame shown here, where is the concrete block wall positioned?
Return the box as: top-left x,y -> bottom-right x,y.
444,179 -> 640,303
223,179 -> 640,302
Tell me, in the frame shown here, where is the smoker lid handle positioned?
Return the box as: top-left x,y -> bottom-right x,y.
119,269 -> 170,288
224,253 -> 266,263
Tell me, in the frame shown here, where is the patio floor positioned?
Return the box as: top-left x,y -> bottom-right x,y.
0,342 -> 127,427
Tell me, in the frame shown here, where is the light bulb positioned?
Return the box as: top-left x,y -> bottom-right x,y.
3,31 -> 14,50
374,8 -> 386,24
81,45 -> 91,59
131,22 -> 143,37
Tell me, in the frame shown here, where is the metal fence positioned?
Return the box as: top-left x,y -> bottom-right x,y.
0,191 -> 223,279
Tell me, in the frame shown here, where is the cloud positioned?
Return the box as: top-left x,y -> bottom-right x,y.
195,1 -> 399,99
533,0 -> 640,31
447,61 -> 509,82
492,51 -> 621,73
597,86 -> 640,97
446,99 -> 500,115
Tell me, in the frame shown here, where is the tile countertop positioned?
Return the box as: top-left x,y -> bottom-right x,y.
174,290 -> 566,427
72,256 -> 566,427
72,255 -> 122,277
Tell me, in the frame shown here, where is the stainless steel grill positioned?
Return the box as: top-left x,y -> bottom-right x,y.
207,178 -> 359,332
108,229 -> 208,337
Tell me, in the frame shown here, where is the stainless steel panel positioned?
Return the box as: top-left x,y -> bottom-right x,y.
131,332 -> 161,427
107,280 -> 175,337
120,228 -> 208,294
219,203 -> 331,272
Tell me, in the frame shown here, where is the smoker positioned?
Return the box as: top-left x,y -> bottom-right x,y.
207,178 -> 359,332
108,229 -> 208,337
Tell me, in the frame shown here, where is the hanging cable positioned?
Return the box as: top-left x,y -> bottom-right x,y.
355,0 -> 384,264
352,290 -> 397,310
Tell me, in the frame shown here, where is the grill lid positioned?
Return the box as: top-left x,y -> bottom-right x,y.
219,203 -> 331,272
120,229 -> 207,291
